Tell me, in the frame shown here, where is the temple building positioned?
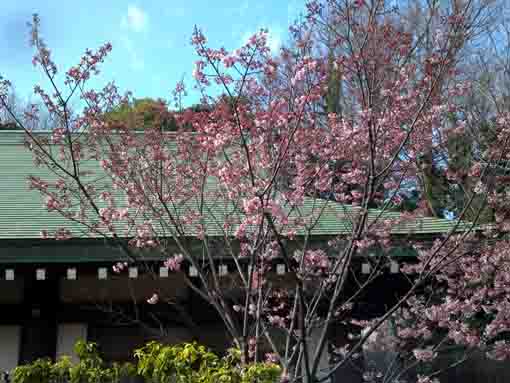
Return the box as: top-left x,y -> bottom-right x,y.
0,130 -> 468,380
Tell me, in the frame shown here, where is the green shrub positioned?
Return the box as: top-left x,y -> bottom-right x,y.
12,340 -> 280,383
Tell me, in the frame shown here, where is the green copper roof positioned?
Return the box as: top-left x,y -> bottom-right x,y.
0,131 -> 473,242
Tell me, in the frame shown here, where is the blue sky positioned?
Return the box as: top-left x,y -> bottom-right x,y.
0,0 -> 306,109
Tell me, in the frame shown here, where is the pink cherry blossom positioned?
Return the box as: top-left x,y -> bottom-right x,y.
147,293 -> 159,305
164,254 -> 184,272
3,3 -> 508,380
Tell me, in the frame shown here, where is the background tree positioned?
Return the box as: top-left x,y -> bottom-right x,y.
398,0 -> 501,220
105,97 -> 178,131
0,87 -> 56,131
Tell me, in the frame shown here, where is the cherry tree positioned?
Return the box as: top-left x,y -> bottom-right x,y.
1,1 -> 510,382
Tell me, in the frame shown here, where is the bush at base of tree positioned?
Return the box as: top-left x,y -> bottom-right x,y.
11,340 -> 281,383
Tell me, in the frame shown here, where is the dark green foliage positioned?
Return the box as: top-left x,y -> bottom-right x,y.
12,340 -> 281,383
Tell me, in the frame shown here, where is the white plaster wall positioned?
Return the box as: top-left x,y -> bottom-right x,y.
305,328 -> 331,382
56,323 -> 88,363
0,325 -> 21,373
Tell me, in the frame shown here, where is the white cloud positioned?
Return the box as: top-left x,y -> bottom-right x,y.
120,36 -> 144,70
121,5 -> 148,33
267,26 -> 283,53
119,5 -> 147,70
